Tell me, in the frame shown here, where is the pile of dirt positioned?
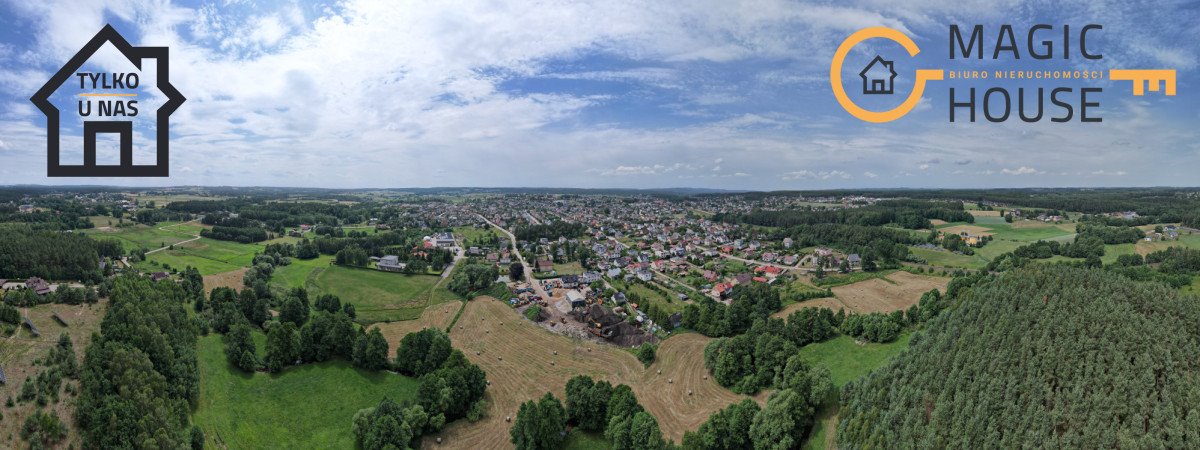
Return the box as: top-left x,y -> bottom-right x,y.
572,304 -> 656,347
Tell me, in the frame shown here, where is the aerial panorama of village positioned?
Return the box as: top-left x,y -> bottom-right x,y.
1,186 -> 1200,449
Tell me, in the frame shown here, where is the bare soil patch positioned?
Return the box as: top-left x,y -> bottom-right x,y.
203,268 -> 247,296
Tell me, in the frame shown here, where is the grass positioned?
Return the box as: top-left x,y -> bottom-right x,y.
798,332 -> 914,450
137,238 -> 264,276
96,221 -> 199,251
609,278 -> 681,313
310,265 -> 445,323
798,333 -> 912,387
553,261 -> 585,275
192,334 -> 420,449
918,220 -> 1078,270
272,255 -> 335,289
811,269 -> 894,288
565,430 -> 611,450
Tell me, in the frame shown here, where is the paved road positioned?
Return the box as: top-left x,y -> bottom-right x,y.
478,214 -> 548,299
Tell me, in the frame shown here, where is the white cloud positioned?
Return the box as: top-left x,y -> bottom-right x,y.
863,171 -> 877,178
1001,166 -> 1042,175
782,170 -> 850,180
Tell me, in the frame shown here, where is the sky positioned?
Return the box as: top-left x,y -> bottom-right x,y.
0,0 -> 1197,190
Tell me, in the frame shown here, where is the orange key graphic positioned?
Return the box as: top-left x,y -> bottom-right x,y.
1110,69 -> 1176,96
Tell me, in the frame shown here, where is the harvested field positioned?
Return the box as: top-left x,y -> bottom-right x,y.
967,210 -> 1001,217
829,271 -> 948,313
370,300 -> 463,348
429,297 -> 753,449
929,219 -> 948,226
939,224 -> 994,236
203,267 -> 247,296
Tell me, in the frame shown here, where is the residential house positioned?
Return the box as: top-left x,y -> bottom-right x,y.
377,255 -> 406,272
25,277 -> 51,295
536,260 -> 555,272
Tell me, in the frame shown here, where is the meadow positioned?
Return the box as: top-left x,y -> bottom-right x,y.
799,333 -> 913,450
136,237 -> 264,276
191,334 -> 420,449
309,265 -> 446,323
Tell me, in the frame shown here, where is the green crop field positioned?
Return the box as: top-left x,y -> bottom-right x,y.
310,265 -> 444,323
192,334 -> 419,449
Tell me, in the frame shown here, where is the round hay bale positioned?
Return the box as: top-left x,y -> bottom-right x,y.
553,350 -> 558,355
436,437 -> 442,444
657,369 -> 661,375
551,361 -> 556,366
498,356 -> 503,361
688,389 -> 693,395
668,378 -> 673,384
506,416 -> 512,422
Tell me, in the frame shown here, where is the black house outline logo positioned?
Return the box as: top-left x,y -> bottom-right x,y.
859,55 -> 897,95
30,24 -> 185,177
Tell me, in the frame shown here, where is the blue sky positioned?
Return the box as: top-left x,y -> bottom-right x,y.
0,0 -> 1196,189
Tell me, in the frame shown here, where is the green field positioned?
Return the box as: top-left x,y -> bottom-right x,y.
272,255 -> 335,289
799,333 -> 912,387
310,265 -> 445,323
96,221 -> 201,251
192,334 -> 419,449
565,430 -> 610,450
137,238 -> 263,275
553,261 -> 585,275
919,221 -> 1078,270
608,278 -> 681,313
811,269 -> 894,288
799,333 -> 913,450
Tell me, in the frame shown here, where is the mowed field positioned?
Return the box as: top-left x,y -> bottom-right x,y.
369,300 -> 463,348
428,298 -> 754,449
776,272 -> 947,316
192,334 -> 420,449
0,303 -> 107,450
203,268 -> 248,295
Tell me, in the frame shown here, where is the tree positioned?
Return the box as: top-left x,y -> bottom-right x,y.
607,411 -> 666,450
314,294 -> 342,314
395,328 -> 453,377
682,398 -> 760,450
564,376 -> 612,431
607,384 -> 643,423
280,295 -> 310,326
636,343 -> 656,367
510,262 -> 525,281
264,322 -> 300,373
749,390 -> 811,450
356,328 -> 389,371
224,323 -> 258,372
510,392 -> 566,450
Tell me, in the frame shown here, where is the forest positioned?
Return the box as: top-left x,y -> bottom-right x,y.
75,275 -> 201,449
0,225 -> 104,281
716,199 -> 974,229
837,266 -> 1200,448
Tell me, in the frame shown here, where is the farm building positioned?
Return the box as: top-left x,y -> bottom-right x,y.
25,277 -> 51,295
151,272 -> 171,282
377,255 -> 406,272
567,290 -> 586,309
